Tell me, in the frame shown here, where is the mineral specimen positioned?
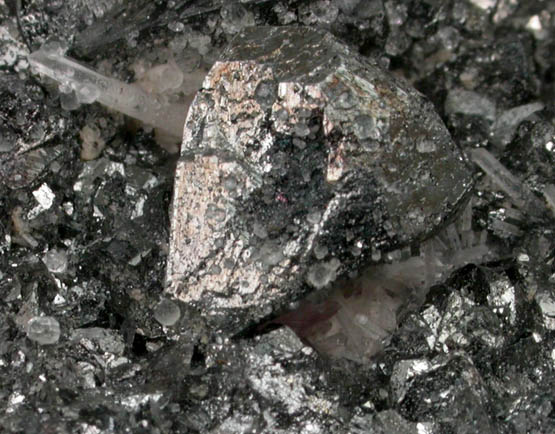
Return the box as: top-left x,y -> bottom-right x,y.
42,248 -> 68,274
166,26 -> 474,333
3,1 -> 555,432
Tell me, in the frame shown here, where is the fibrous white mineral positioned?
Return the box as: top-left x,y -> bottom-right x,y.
491,102 -> 544,146
278,220 -> 492,363
28,43 -> 187,139
469,148 -> 543,215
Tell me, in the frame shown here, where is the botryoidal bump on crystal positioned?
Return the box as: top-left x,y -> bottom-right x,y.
153,299 -> 181,327
166,26 -> 475,358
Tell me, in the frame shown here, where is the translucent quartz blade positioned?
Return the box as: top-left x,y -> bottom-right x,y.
28,48 -> 186,138
469,148 -> 544,216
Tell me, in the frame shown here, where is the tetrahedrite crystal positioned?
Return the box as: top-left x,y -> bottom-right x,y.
166,26 -> 473,333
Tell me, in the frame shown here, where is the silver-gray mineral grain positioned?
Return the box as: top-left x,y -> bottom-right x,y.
166,26 -> 473,333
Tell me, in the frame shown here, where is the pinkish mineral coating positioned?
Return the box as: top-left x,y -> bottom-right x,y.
275,263 -> 422,363
276,218 -> 493,363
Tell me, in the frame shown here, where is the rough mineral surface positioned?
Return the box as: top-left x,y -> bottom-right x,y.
167,26 -> 473,332
2,1 -> 555,433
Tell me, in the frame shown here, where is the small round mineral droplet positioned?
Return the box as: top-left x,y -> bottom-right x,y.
27,316 -> 61,345
355,314 -> 369,325
205,204 -> 226,223
60,91 -> 80,111
153,299 -> 181,326
253,222 -> 268,239
306,211 -> 322,225
209,264 -> 222,275
350,244 -> 362,256
313,243 -> 328,260
294,123 -> 311,137
168,20 -> 185,32
306,259 -> 340,289
353,115 -> 377,140
43,249 -> 68,274
336,91 -> 355,109
292,138 -> 306,149
259,242 -> 284,266
223,175 -> 238,192
254,80 -> 277,108
76,83 -> 100,104
275,108 -> 289,121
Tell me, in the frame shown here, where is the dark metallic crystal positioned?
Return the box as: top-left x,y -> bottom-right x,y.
166,26 -> 473,332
